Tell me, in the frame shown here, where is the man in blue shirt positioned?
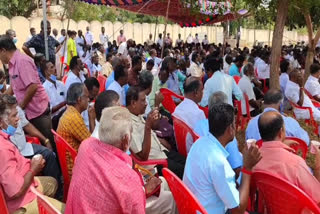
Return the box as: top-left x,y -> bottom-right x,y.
194,91 -> 243,173
229,55 -> 245,77
184,103 -> 262,214
246,89 -> 310,145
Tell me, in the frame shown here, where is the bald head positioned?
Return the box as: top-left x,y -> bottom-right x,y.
258,111 -> 284,141
183,76 -> 203,103
289,69 -> 302,83
208,91 -> 228,108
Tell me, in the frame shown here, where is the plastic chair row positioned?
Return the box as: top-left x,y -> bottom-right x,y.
235,93 -> 251,131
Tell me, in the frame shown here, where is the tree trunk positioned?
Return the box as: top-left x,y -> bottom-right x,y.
304,49 -> 314,81
269,0 -> 290,90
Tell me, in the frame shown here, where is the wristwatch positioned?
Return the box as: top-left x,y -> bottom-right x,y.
44,139 -> 50,145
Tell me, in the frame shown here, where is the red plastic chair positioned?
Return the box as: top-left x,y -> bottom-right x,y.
162,168 -> 208,214
62,74 -> 68,84
26,136 -> 41,145
172,116 -> 200,157
255,68 -> 269,93
97,75 -> 107,93
0,187 -> 9,214
83,63 -> 91,77
233,75 -> 241,84
130,151 -> 168,168
37,194 -> 61,214
236,93 -> 251,131
198,105 -> 209,118
51,130 -> 77,202
288,100 -> 318,135
256,137 -> 308,159
252,171 -> 320,214
303,88 -> 320,108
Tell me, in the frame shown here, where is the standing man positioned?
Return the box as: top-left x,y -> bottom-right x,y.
23,21 -> 61,65
52,29 -> 59,40
26,28 -> 36,42
0,36 -> 54,151
117,29 -> 127,46
67,31 -> 77,65
157,33 -> 163,47
146,34 -> 154,46
76,30 -> 86,60
100,26 -> 109,50
202,35 -> 209,46
85,26 -> 94,46
175,33 -> 183,47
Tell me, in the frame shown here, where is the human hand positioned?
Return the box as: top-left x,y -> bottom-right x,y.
88,105 -> 96,120
31,154 -> 46,175
146,108 -> 160,129
144,177 -> 162,195
243,145 -> 262,170
154,91 -> 164,108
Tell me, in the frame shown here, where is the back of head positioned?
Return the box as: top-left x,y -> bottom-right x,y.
161,56 -> 174,71
0,35 -> 16,51
310,63 -> 320,75
126,86 -> 143,107
67,83 -> 84,105
0,94 -> 17,121
258,111 -> 284,141
139,70 -> 154,90
69,56 -> 80,70
208,91 -> 228,108
34,53 -> 45,65
280,60 -> 290,74
95,90 -> 120,122
99,106 -> 132,148
114,64 -> 126,81
146,59 -> 154,67
235,55 -> 245,63
132,55 -> 141,67
183,76 -> 201,94
208,103 -> 234,138
84,77 -> 100,92
264,89 -> 283,105
204,57 -> 222,73
111,56 -> 121,69
191,52 -> 199,62
289,68 -> 299,80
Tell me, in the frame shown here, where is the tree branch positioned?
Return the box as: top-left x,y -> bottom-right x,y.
314,28 -> 320,47
303,12 -> 314,47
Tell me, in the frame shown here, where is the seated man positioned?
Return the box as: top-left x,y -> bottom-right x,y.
183,103 -> 261,214
149,68 -> 169,109
194,92 -> 243,173
173,76 -> 205,152
228,55 -> 244,77
253,111 -> 320,203
127,86 -> 186,178
0,94 -> 65,213
83,77 -> 99,132
246,89 -> 309,145
57,83 -> 92,177
285,69 -> 320,121
238,63 -> 262,117
107,64 -> 128,106
305,63 -> 320,102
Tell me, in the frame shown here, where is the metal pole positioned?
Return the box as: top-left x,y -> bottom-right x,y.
161,0 -> 171,58
42,0 -> 49,60
154,17 -> 158,43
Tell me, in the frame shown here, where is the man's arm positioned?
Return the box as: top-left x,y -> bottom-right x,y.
297,87 -> 304,106
51,101 -> 66,114
232,79 -> 243,101
4,86 -> 13,95
55,44 -> 62,54
22,45 -> 34,59
23,123 -> 49,145
19,84 -> 38,110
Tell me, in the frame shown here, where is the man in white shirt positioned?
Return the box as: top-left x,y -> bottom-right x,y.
146,34 -> 154,46
193,34 -> 200,44
75,30 -> 86,59
201,57 -> 243,107
190,52 -> 203,78
85,26 -> 94,46
107,64 -> 128,106
173,77 -> 205,152
118,39 -> 133,57
65,56 -> 86,91
238,63 -> 262,117
202,35 -> 209,46
305,63 -> 320,102
157,33 -> 163,47
285,69 -> 320,121
186,34 -> 193,44
256,54 -> 270,79
99,27 -> 109,50
279,59 -> 290,94
175,33 -> 183,47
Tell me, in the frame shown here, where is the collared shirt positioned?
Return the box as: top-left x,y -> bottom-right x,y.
0,131 -> 37,212
100,33 -> 109,49
67,38 -> 77,65
156,38 -> 163,47
9,50 -> 49,120
253,141 -> 320,203
105,71 -> 130,101
146,39 -> 154,46
228,63 -> 240,77
190,62 -> 203,78
202,39 -> 209,45
245,107 -> 310,145
65,137 -> 146,214
256,60 -> 270,79
183,133 -> 240,214
43,80 -> 66,117
200,71 -> 243,107
85,31 -> 94,46
130,113 -> 168,160
117,35 -> 127,45
65,70 -> 86,91
167,72 -> 181,97
285,80 -> 320,121
194,119 -> 243,169
118,42 -> 128,56
149,76 -> 168,109
108,81 -> 126,106
25,34 -> 60,64
238,75 -> 255,114
57,106 -> 91,177
305,75 -> 320,97
75,36 -> 85,56
280,73 -> 289,94
172,98 -> 206,152
10,107 -> 34,156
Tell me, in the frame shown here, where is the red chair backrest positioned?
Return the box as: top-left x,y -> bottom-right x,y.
253,171 -> 320,214
198,105 -> 209,118
37,195 -> 61,214
172,116 -> 200,157
62,74 -> 68,84
162,168 -> 208,214
160,88 -> 184,114
0,187 -> 9,214
26,136 -> 41,145
83,63 -> 91,77
97,75 -> 107,93
304,88 -> 313,99
243,93 -> 251,119
51,130 -> 77,202
233,75 -> 241,84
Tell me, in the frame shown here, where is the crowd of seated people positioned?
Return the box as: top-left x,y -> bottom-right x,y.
2,21 -> 320,214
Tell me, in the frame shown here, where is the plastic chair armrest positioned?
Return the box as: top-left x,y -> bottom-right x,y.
26,136 -> 41,145
134,158 -> 168,168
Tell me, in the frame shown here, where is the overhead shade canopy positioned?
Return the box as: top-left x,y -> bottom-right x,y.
76,0 -> 248,27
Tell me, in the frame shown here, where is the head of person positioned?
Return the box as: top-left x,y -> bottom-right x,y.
41,60 -> 57,82
101,27 -> 105,34
106,53 -> 113,62
5,29 -> 17,43
263,89 -> 284,112
0,69 -> 6,89
95,90 -> 120,122
178,59 -> 186,71
61,29 -> 66,36
78,30 -> 83,37
310,63 -> 320,79
139,70 -> 154,96
225,54 -> 233,65
191,52 -> 200,64
121,56 -> 131,69
258,111 -> 285,142
66,83 -> 89,113
146,59 -> 154,71
280,59 -> 290,74
149,34 -> 152,39
84,77 -> 100,101
289,69 -> 303,85
235,55 -> 245,68
70,56 -> 83,72
53,29 -> 58,37
167,33 -> 170,38
86,26 -> 90,32
208,103 -> 235,145
195,33 -> 198,38
91,53 -> 99,65
114,64 -> 129,87
178,33 -> 181,38
159,33 -> 162,39
205,35 -> 207,39
158,68 -> 169,84
132,55 -> 142,72
183,76 -> 204,103
126,86 -> 147,116
208,91 -> 228,108
150,49 -> 157,58
204,57 -> 222,77
242,62 -> 255,80
34,53 -> 46,68
0,95 -> 19,136
99,106 -> 132,153
40,20 -> 51,36
127,39 -> 134,49
120,30 -> 123,35
30,27 -> 36,36
161,56 -> 176,73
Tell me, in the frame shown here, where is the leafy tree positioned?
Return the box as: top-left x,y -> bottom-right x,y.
0,0 -> 39,18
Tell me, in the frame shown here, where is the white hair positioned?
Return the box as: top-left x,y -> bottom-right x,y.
98,106 -> 132,148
